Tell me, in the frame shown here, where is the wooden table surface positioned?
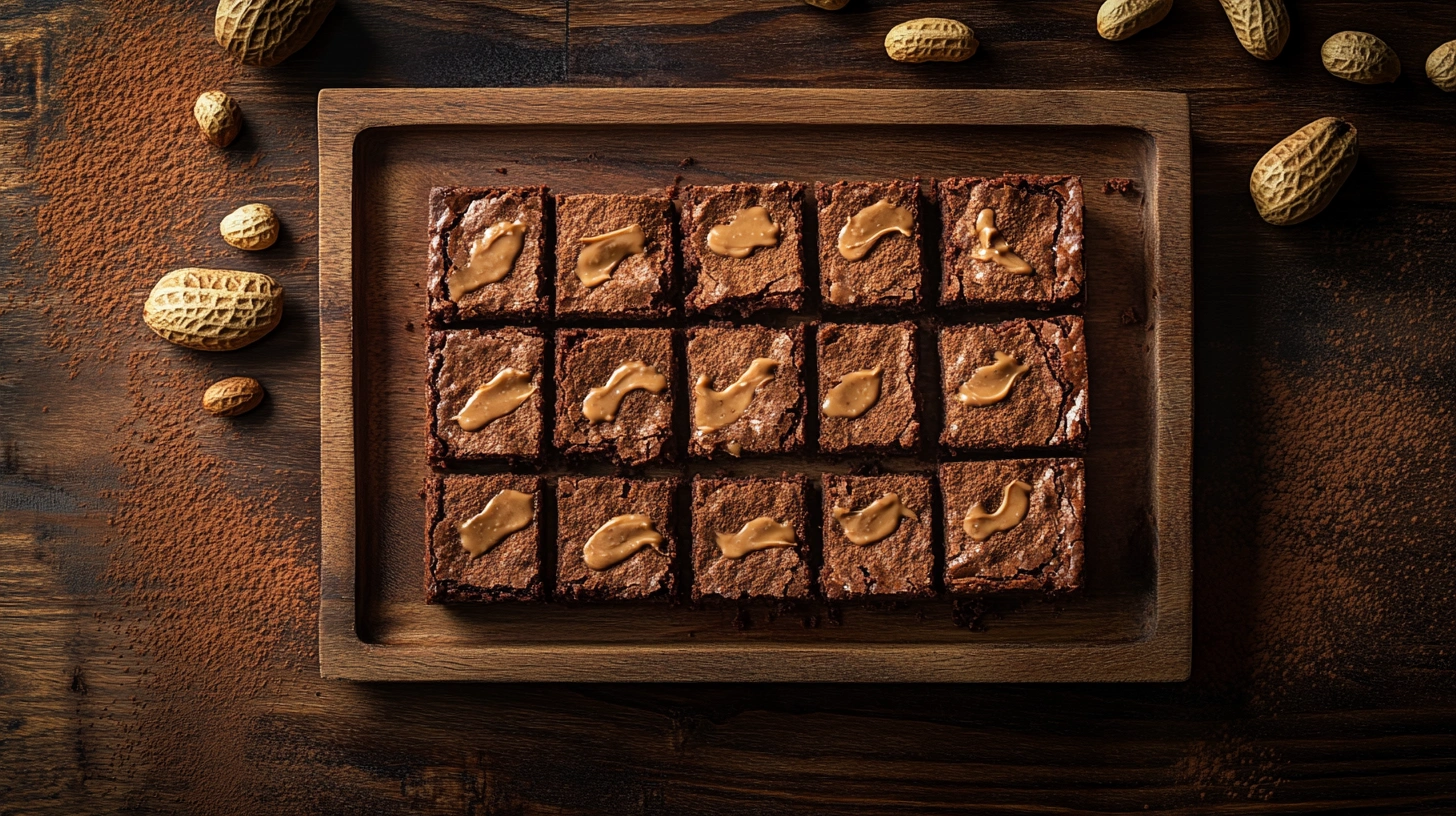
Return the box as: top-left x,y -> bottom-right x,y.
2,1 -> 1453,812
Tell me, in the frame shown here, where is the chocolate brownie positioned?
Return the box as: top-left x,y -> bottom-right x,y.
686,324 -> 805,458
425,474 -> 543,603
554,328 -> 675,466
938,175 -> 1084,309
939,316 -> 1088,451
681,182 -> 807,316
427,327 -> 544,466
816,180 -> 924,309
939,459 -> 1084,594
554,193 -> 676,318
820,473 -> 934,601
817,322 -> 920,453
556,477 -> 678,602
427,186 -> 548,323
691,476 -> 811,602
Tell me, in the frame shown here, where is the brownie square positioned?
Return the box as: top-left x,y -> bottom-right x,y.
554,328 -> 675,466
686,324 -> 806,458
427,328 -> 544,466
556,477 -> 678,602
938,174 -> 1084,309
939,316 -> 1088,451
820,474 -> 934,601
427,186 -> 548,324
691,476 -> 811,602
939,459 -> 1084,594
425,474 -> 543,603
816,180 -> 924,309
681,182 -> 807,316
554,193 -> 676,318
817,322 -> 920,453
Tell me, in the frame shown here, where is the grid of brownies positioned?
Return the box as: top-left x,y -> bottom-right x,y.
423,175 -> 1088,608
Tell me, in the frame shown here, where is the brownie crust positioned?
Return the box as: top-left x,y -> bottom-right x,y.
554,328 -> 676,466
816,180 -> 923,309
427,186 -> 548,323
820,474 -> 935,601
682,182 -> 807,316
939,459 -> 1084,594
425,474 -> 544,603
939,174 -> 1084,309
940,316 -> 1088,452
686,324 -> 806,457
427,328 -> 544,466
691,476 -> 811,602
817,322 -> 920,453
554,193 -> 676,318
556,477 -> 678,603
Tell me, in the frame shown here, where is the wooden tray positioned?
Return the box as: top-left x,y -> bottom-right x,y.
318,88 -> 1191,682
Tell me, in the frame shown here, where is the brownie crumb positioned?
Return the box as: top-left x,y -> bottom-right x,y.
1121,306 -> 1144,326
495,167 -> 508,175
679,157 -> 695,168
1103,177 -> 1134,194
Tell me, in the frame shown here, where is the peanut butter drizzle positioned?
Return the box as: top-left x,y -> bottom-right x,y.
956,352 -> 1029,407
706,205 -> 780,258
582,514 -> 665,571
969,208 -> 1033,274
715,516 -> 797,559
832,493 -> 919,546
693,358 -> 780,432
456,489 -> 535,557
448,220 -> 525,301
725,441 -> 742,457
838,199 -> 913,261
964,479 -> 1032,542
452,367 -> 535,431
822,366 -> 883,419
576,224 -> 645,288
582,360 -> 668,423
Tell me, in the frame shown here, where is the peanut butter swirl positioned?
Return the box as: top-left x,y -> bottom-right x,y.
582,360 -> 668,423
969,208 -> 1033,274
964,479 -> 1032,542
693,357 -> 780,432
452,367 -> 535,431
583,514 -> 665,571
715,516 -> 797,559
956,352 -> 1029,407
576,224 -> 645,288
838,200 -> 913,261
706,206 -> 780,258
456,489 -> 535,557
832,493 -> 918,546
448,220 -> 525,301
822,366 -> 882,419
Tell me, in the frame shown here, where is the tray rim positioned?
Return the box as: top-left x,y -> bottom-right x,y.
317,87 -> 1192,682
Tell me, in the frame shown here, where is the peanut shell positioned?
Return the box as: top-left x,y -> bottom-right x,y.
1097,0 -> 1173,42
1249,117 -> 1358,226
193,91 -> 242,148
1217,0 -> 1289,60
203,377 -> 265,417
1322,31 -> 1401,84
1426,40 -> 1456,92
215,0 -> 336,67
220,203 -> 280,251
884,18 -> 977,64
143,268 -> 284,351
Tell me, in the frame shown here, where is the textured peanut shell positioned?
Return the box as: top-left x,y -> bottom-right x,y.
1249,117 -> 1358,226
1322,31 -> 1401,84
214,0 -> 336,67
1097,0 -> 1173,42
802,0 -> 850,8
885,18 -> 977,63
143,268 -> 283,351
193,91 -> 241,147
1426,40 -> 1456,91
1217,0 -> 1289,60
220,203 -> 280,251
203,377 -> 265,417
